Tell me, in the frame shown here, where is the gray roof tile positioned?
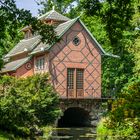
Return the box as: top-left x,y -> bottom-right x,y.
1,57 -> 31,73
5,36 -> 41,57
6,18 -> 76,57
2,14 -> 117,73
38,10 -> 70,21
31,42 -> 48,54
55,18 -> 76,35
31,18 -> 77,54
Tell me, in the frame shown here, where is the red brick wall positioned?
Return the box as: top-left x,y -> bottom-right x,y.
15,59 -> 34,78
48,21 -> 102,99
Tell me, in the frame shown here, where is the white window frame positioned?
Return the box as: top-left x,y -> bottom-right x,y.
35,56 -> 45,70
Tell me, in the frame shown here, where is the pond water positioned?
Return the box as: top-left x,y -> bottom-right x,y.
50,127 -> 97,140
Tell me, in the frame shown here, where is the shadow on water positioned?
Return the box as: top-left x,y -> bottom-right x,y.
50,127 -> 97,140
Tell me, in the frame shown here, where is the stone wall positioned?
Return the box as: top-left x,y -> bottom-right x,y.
57,99 -> 107,127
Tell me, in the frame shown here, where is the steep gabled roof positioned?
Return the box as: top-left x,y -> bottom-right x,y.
5,17 -> 119,58
31,18 -> 77,54
55,18 -> 78,36
5,36 -> 41,58
31,17 -> 118,57
2,16 -> 119,74
5,18 -> 77,57
1,57 -> 31,73
38,9 -> 70,21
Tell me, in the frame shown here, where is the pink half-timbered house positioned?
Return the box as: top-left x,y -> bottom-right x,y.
1,9 -> 114,99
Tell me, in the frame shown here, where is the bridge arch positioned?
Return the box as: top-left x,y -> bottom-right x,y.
57,107 -> 91,127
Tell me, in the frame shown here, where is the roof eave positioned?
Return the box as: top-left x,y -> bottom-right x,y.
1,57 -> 32,74
0,69 -> 16,74
5,51 -> 27,58
102,53 -> 120,58
78,19 -> 106,55
78,19 -> 120,58
5,36 -> 41,58
30,49 -> 49,55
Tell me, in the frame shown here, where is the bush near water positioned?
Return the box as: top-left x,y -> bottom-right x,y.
0,74 -> 61,138
97,78 -> 140,140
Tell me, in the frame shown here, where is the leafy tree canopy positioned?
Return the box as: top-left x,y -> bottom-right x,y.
79,0 -> 140,95
38,0 -> 78,14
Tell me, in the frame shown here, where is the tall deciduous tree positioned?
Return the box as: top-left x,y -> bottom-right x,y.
38,0 -> 76,13
37,0 -> 80,18
80,0 -> 140,95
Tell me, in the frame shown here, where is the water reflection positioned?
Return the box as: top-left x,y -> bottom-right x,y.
51,127 -> 96,140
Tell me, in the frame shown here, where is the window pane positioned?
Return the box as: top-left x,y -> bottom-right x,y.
67,68 -> 74,89
42,58 -> 45,69
77,69 -> 84,89
36,57 -> 45,70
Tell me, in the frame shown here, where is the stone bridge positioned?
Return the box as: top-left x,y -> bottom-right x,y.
57,99 -> 108,127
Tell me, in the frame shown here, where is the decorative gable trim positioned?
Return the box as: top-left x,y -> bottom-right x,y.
30,18 -> 79,55
46,17 -> 119,58
46,18 -> 79,51
78,19 -> 119,58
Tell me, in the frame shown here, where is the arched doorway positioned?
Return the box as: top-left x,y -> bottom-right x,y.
58,107 -> 90,127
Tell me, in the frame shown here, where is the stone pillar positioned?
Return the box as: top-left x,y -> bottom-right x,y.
89,101 -> 105,127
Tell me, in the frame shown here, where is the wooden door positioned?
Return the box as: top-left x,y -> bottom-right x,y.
67,68 -> 84,98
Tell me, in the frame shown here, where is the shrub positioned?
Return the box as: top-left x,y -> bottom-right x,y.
110,78 -> 140,121
0,74 -> 61,137
97,118 -> 140,140
97,78 -> 140,140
